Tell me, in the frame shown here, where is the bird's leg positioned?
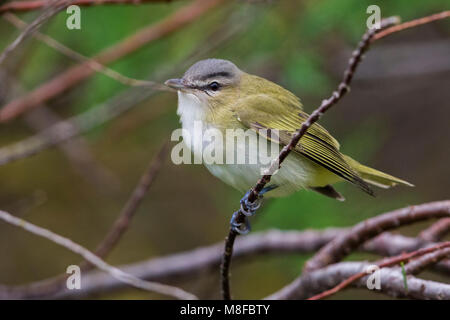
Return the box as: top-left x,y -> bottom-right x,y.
230,185 -> 278,234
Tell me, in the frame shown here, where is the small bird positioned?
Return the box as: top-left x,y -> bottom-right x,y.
165,59 -> 413,232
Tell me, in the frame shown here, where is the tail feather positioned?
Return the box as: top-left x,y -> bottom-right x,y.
343,155 -> 414,189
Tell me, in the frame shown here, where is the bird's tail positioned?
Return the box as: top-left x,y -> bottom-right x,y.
343,155 -> 414,189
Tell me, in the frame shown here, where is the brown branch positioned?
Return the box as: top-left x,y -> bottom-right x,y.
1,227 -> 449,299
304,201 -> 450,272
89,141 -> 169,260
307,241 -> 450,300
373,10 -> 450,41
0,7 -> 243,167
220,16 -> 400,300
0,143 -> 169,298
3,13 -> 170,90
0,209 -> 197,300
0,0 -> 77,65
266,261 -> 450,300
0,0 -> 180,13
419,218 -> 450,242
0,0 -> 226,122
405,247 -> 450,275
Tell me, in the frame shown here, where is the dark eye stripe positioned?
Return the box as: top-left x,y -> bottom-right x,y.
199,71 -> 232,81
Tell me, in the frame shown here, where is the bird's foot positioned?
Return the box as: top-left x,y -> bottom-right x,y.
230,185 -> 278,234
240,190 -> 263,217
230,211 -> 251,235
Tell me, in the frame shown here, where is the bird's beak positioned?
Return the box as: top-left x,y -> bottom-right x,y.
164,78 -> 186,90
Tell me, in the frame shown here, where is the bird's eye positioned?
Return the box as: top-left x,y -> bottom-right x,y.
208,81 -> 220,91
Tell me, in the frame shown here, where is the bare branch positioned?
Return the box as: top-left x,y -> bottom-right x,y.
307,241 -> 450,300
0,209 -> 197,300
0,0 -> 77,66
420,218 -> 450,242
373,10 -> 450,41
220,16 -> 400,300
266,261 -> 450,300
90,142 -> 169,260
3,13 -> 170,90
0,0 -> 226,122
0,7 -> 244,167
405,247 -> 450,275
304,201 -> 450,272
0,0 -> 181,14
2,227 -> 449,299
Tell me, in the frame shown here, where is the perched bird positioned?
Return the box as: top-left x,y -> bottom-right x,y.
165,59 -> 412,232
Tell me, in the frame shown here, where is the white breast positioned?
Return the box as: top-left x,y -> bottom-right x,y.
176,91 -> 210,159
176,91 -> 321,197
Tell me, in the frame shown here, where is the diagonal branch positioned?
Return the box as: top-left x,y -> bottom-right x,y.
3,13 -> 169,90
0,0 -> 77,66
89,141 -> 169,260
220,10 -> 450,300
1,227 -> 449,299
220,16 -> 400,300
266,261 -> 450,300
0,209 -> 197,300
0,0 -> 226,122
304,201 -> 450,272
0,142 -> 169,298
0,0 -> 181,14
306,241 -> 450,300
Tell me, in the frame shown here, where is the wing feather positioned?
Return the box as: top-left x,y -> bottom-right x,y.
233,95 -> 373,195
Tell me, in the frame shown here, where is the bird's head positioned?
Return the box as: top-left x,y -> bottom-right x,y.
165,59 -> 244,108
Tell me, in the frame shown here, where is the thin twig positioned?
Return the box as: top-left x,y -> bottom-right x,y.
2,227 -> 449,299
0,0 -> 77,66
0,209 -> 197,300
373,11 -> 450,41
3,13 -> 170,90
220,10 -> 450,299
0,0 -> 226,122
220,16 -> 400,300
307,242 -> 450,300
0,143 -> 172,299
405,247 -> 450,275
267,261 -> 450,300
304,201 -> 450,272
0,0 -> 179,13
0,5 -> 243,167
90,142 -> 169,260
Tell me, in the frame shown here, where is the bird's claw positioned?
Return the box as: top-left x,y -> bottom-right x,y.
230,211 -> 251,235
240,191 -> 262,217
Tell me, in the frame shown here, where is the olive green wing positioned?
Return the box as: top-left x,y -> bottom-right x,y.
233,95 -> 373,195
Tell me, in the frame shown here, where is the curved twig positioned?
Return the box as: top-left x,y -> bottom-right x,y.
0,0 -> 77,66
266,261 -> 450,300
307,241 -> 450,300
0,0 -> 179,13
220,10 -> 450,299
304,201 -> 450,272
0,0 -> 226,122
0,209 -> 197,300
2,226 -> 449,299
